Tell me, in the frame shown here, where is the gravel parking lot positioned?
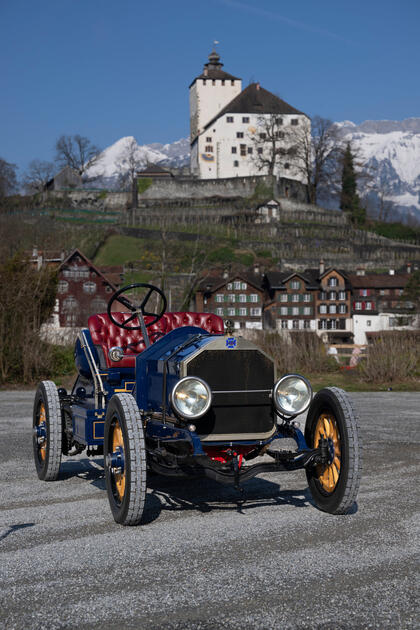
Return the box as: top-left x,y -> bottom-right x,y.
0,390 -> 419,630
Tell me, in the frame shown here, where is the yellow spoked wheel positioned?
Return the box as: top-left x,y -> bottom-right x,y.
37,403 -> 47,462
305,387 -> 362,515
104,394 -> 147,525
314,413 -> 341,493
33,381 -> 62,481
110,421 -> 126,502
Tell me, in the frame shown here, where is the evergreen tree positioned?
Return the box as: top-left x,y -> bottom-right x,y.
340,143 -> 365,225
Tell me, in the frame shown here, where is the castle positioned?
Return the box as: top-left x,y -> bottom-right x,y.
189,49 -> 310,183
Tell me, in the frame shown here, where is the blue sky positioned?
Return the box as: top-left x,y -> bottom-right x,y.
1,0 -> 419,175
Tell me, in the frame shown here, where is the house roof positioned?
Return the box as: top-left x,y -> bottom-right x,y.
137,164 -> 173,176
264,267 -> 350,290
347,273 -> 409,289
59,249 -> 120,291
197,269 -> 264,293
203,82 -> 308,132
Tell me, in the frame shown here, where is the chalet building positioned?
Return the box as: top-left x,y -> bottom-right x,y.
348,267 -> 415,344
263,263 -> 352,339
263,271 -> 317,331
189,50 -> 309,182
56,249 -> 122,327
195,269 -> 265,330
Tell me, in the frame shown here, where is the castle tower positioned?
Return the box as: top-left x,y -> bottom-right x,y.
189,49 -> 242,144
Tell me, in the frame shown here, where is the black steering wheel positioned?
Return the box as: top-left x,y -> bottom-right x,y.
107,283 -> 167,331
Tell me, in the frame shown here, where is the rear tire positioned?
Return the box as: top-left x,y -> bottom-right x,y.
104,394 -> 147,525
33,381 -> 62,481
305,387 -> 362,515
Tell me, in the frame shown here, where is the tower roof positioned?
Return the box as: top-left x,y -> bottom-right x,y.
202,82 -> 309,130
189,49 -> 241,87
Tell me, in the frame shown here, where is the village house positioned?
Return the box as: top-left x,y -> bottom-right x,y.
195,268 -> 265,330
348,265 -> 415,344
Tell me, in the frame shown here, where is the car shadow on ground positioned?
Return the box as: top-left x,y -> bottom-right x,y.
58,458 -> 313,525
142,475 -> 312,525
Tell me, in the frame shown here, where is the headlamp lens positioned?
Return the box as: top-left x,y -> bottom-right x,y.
171,377 -> 212,419
273,375 -> 312,416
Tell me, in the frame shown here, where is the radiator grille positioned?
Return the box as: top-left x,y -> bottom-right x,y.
187,349 -> 275,439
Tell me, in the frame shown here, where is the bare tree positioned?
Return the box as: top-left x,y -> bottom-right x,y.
23,159 -> 55,193
55,134 -> 101,175
248,114 -> 298,177
293,116 -> 343,204
115,138 -> 144,206
0,158 -> 18,198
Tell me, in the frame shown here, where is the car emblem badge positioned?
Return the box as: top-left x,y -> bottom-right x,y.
226,337 -> 237,349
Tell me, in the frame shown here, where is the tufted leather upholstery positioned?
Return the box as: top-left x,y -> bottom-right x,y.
88,311 -> 224,368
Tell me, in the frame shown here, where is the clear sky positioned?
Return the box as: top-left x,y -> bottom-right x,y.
1,0 -> 419,175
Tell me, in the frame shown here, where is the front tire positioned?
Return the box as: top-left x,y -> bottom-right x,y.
104,394 -> 147,525
33,381 -> 62,481
305,387 -> 362,515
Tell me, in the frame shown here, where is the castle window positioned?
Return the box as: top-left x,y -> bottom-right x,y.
234,281 -> 241,290
228,294 -> 235,302
231,147 -> 237,154
227,116 -> 234,123
240,144 -> 246,156
339,304 -> 347,314
319,291 -> 327,300
239,307 -> 247,316
355,301 -> 362,310
206,137 -> 212,142
304,307 -> 312,315
366,301 -> 372,310
280,307 -> 288,315
239,294 -> 246,303
216,307 -> 224,316
233,160 -> 239,167
241,283 -> 247,290
205,146 -> 213,152
247,147 -> 253,154
284,163 -> 290,169
291,280 -> 300,289
329,291 -> 337,300
319,304 -> 327,314
250,294 -> 258,303
227,283 -> 233,290
291,294 -> 299,303
338,291 -> 346,300
291,119 -> 299,126
281,320 -> 288,329
250,308 -> 261,317
280,294 -> 288,302
292,307 -> 299,316
227,308 -> 235,316
329,304 -> 337,314
242,117 -> 250,123
257,147 -> 263,154
303,293 -> 311,302
328,277 -> 338,287
292,320 -> 299,329
216,294 -> 224,302
304,320 -> 311,329
236,132 -> 244,138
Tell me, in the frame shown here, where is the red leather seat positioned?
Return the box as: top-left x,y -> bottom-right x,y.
88,312 -> 224,368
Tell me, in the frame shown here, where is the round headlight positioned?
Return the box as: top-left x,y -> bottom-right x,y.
108,346 -> 124,362
273,374 -> 312,416
171,377 -> 212,420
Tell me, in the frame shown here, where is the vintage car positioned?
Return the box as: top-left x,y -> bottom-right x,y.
33,283 -> 362,525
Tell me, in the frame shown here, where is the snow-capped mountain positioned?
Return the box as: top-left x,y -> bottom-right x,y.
86,120 -> 420,223
335,118 -> 420,222
85,136 -> 190,187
